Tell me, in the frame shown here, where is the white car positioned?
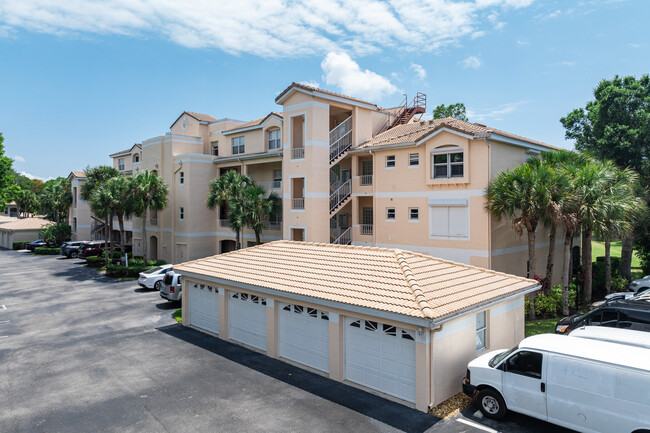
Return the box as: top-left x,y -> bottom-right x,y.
630,275 -> 650,293
590,286 -> 650,307
138,264 -> 173,290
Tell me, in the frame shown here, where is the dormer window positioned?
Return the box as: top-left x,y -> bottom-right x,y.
432,148 -> 463,179
133,154 -> 140,163
268,129 -> 281,150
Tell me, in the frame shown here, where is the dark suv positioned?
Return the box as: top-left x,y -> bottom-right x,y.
60,241 -> 89,258
556,296 -> 650,334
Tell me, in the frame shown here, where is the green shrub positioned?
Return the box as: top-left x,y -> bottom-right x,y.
12,242 -> 27,250
105,264 -> 153,278
85,256 -> 106,267
128,258 -> 166,266
611,275 -> 629,293
525,285 -> 577,318
39,223 -> 71,246
33,247 -> 61,255
593,256 -> 622,292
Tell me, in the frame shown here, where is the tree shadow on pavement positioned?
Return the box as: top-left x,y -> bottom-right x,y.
158,324 -> 440,433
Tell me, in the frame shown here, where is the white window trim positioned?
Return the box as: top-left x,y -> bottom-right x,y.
179,207 -> 185,221
428,200 -> 470,240
386,208 -> 396,222
431,146 -> 464,179
408,153 -> 419,168
385,155 -> 396,169
179,172 -> 184,186
408,208 -> 419,222
232,136 -> 245,155
476,311 -> 487,353
267,129 -> 281,150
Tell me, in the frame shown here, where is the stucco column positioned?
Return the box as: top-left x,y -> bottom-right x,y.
266,298 -> 278,358
219,288 -> 228,339
181,279 -> 190,326
415,329 -> 432,412
328,312 -> 344,381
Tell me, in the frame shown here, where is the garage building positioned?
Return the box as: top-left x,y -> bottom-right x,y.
174,241 -> 539,412
0,217 -> 52,249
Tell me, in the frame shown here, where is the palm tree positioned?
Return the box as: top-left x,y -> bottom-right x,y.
486,163 -> 555,319
89,183 -> 114,266
41,178 -> 72,224
130,170 -> 169,262
81,166 -> 120,243
241,184 -> 280,245
207,170 -> 253,250
16,189 -> 39,218
105,175 -> 133,258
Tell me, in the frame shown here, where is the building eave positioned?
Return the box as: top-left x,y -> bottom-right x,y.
212,151 -> 283,164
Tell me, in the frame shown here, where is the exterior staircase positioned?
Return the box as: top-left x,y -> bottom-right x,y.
332,227 -> 351,245
329,116 -> 353,164
387,93 -> 427,130
329,179 -> 351,213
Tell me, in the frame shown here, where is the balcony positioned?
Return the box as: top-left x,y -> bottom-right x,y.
292,198 -> 305,210
256,180 -> 282,191
360,175 -> 373,186
246,218 -> 282,231
361,224 -> 373,235
292,147 -> 304,160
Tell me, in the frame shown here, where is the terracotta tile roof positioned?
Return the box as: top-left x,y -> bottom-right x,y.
70,171 -> 86,178
358,117 -> 558,150
109,143 -> 141,157
185,111 -> 218,122
275,82 -> 378,108
0,215 -> 16,223
0,217 -> 53,231
174,241 -> 537,321
223,112 -> 283,134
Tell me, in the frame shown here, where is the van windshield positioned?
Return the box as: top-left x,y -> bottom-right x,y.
488,346 -> 518,368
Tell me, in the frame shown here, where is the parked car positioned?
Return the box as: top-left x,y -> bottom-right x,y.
555,296 -> 650,334
138,264 -> 173,290
463,334 -> 650,432
78,241 -> 125,259
630,274 -> 650,293
568,326 -> 650,349
160,271 -> 182,303
26,239 -> 47,251
591,286 -> 650,307
60,241 -> 90,258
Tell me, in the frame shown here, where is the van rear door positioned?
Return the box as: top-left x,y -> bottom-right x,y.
501,350 -> 547,420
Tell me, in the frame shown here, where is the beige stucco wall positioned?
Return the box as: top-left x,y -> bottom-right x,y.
69,177 -> 92,241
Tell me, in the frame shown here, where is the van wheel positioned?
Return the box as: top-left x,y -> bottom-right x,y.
477,389 -> 506,420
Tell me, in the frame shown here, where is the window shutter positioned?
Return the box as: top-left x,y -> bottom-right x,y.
429,207 -> 448,236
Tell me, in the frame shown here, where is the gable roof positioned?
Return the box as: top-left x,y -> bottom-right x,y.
170,111 -> 218,129
68,171 -> 86,180
222,112 -> 283,135
357,117 -> 558,151
109,143 -> 142,158
174,241 -> 537,323
0,217 -> 53,231
275,82 -> 378,109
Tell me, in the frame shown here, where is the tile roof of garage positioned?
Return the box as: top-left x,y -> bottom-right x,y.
0,217 -> 53,231
174,241 -> 538,321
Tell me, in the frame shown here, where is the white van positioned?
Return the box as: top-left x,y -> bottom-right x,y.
569,326 -> 650,349
463,334 -> 650,433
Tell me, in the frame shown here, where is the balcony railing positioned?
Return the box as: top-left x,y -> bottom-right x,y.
329,179 -> 351,212
292,198 -> 305,210
256,180 -> 282,191
292,147 -> 305,160
360,175 -> 373,186
361,224 -> 373,235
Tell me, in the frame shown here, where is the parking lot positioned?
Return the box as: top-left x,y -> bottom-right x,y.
0,249 -> 574,433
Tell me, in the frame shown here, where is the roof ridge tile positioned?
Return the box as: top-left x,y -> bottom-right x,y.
394,250 -> 436,319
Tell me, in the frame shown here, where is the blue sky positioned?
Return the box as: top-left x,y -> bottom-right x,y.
0,0 -> 648,180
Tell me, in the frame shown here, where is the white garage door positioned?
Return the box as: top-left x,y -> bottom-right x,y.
345,317 -> 416,403
228,292 -> 267,350
189,284 -> 219,335
278,303 -> 330,373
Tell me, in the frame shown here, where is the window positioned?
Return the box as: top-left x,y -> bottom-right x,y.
505,351 -> 543,379
133,154 -> 140,163
118,158 -> 125,171
476,311 -> 487,351
268,129 -> 281,150
179,207 -> 184,221
386,155 -> 396,168
211,141 -> 219,156
73,217 -> 77,233
409,208 -> 419,221
409,153 -> 419,167
386,208 -> 396,221
273,169 -> 282,188
232,136 -> 245,155
429,204 -> 468,238
179,172 -> 184,185
432,150 -> 464,179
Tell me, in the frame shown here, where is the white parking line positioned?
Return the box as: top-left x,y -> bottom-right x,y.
0,320 -> 10,324
0,305 -> 6,310
0,335 -> 8,339
456,418 -> 499,433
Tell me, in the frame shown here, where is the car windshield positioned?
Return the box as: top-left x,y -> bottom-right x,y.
145,266 -> 165,274
488,346 -> 518,368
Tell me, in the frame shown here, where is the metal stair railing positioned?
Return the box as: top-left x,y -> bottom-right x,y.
333,227 -> 351,245
329,116 -> 353,163
329,179 -> 351,212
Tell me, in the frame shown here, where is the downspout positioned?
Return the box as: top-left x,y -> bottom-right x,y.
428,324 -> 442,410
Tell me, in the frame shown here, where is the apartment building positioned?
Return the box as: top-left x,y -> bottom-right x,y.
90,82 -> 562,282
68,171 -> 94,241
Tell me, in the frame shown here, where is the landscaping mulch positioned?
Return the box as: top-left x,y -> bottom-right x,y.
429,392 -> 474,419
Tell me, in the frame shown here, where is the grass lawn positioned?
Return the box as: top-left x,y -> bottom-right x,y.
525,317 -> 558,337
591,240 -> 642,271
173,309 -> 182,323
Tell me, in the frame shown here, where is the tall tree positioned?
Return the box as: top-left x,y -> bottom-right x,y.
81,165 -> 120,245
241,184 -> 280,245
40,178 -> 72,224
0,133 -> 19,208
15,189 -> 39,218
89,183 -> 114,266
207,170 -> 253,250
104,175 -> 132,258
486,163 -> 555,319
130,170 -> 169,262
432,103 -> 468,121
561,75 -> 650,279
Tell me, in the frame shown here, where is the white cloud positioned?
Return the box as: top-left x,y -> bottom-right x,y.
410,63 -> 427,80
13,155 -> 25,163
471,30 -> 486,39
467,101 -> 527,122
321,52 -> 398,101
460,56 -> 481,68
19,171 -> 53,181
0,0 -> 536,57
298,80 -> 320,88
517,40 -> 529,46
629,42 -> 641,48
557,61 -> 577,67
